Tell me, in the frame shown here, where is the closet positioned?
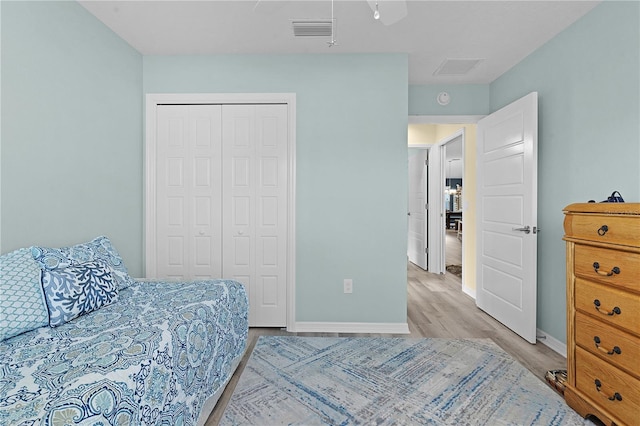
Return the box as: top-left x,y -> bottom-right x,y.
149,103 -> 288,327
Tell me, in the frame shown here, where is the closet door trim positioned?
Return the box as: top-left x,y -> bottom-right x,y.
145,93 -> 297,331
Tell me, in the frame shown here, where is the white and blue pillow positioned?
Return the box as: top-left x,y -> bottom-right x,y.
41,260 -> 118,326
31,236 -> 135,291
0,248 -> 50,340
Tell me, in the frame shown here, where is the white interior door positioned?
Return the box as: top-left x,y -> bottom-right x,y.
408,149 -> 428,270
155,105 -> 223,280
222,104 -> 288,327
476,92 -> 538,344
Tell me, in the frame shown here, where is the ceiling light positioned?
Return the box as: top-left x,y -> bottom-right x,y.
374,3 -> 380,20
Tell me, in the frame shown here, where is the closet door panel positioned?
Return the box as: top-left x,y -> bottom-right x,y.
155,105 -> 222,280
255,105 -> 288,326
223,105 -> 256,297
157,106 -> 189,279
223,104 -> 287,326
189,105 -> 223,279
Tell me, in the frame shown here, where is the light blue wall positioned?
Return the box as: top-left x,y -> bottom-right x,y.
144,54 -> 409,323
409,84 -> 490,116
1,1 -> 409,325
1,1 -> 143,275
490,1 -> 640,343
4,0 -> 636,333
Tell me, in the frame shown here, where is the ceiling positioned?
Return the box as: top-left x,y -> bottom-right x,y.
79,0 -> 600,85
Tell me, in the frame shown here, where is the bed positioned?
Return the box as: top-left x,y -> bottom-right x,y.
0,278 -> 248,425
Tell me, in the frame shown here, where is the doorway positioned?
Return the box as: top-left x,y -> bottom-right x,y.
406,132 -> 464,287
430,130 -> 464,280
408,116 -> 481,299
443,134 -> 463,277
443,132 -> 464,278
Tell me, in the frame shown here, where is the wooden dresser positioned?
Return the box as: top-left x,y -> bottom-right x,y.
563,203 -> 640,426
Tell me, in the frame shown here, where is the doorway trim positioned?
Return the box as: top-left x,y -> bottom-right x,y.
409,115 -> 484,124
145,93 -> 297,331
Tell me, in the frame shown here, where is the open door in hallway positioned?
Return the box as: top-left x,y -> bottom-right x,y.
408,148 -> 428,270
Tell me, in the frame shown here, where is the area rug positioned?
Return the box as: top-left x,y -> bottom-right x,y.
221,336 -> 590,425
446,264 -> 462,277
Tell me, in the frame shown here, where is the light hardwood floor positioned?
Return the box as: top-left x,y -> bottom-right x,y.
206,230 -> 568,424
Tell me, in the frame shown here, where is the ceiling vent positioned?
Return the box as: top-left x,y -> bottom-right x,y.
434,59 -> 483,76
291,19 -> 335,37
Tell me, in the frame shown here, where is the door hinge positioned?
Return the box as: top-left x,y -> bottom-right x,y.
425,159 -> 428,166
425,247 -> 429,254
425,203 -> 429,210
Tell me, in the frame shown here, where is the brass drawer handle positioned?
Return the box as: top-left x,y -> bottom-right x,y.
593,336 -> 622,355
594,379 -> 623,402
593,299 -> 621,316
592,262 -> 620,277
597,225 -> 609,236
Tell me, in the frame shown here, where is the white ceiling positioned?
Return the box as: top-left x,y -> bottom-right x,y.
79,0 -> 600,85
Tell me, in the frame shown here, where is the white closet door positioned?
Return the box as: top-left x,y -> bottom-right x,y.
156,105 -> 223,280
222,105 -> 288,327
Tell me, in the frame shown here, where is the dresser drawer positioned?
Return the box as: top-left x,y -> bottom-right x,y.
575,311 -> 640,376
574,244 -> 640,292
575,347 -> 640,426
575,278 -> 640,335
565,212 -> 640,247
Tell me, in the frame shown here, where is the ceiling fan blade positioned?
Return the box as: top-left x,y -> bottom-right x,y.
367,0 -> 407,26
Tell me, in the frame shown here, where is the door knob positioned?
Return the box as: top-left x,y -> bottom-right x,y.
512,226 -> 531,234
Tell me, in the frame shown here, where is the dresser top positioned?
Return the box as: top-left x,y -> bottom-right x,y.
564,203 -> 640,215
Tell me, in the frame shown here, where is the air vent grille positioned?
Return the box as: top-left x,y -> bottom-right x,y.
434,59 -> 483,76
292,19 -> 334,37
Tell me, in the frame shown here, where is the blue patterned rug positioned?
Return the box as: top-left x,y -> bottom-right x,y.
221,336 -> 591,425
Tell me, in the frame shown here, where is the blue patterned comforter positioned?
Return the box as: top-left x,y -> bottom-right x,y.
0,279 -> 248,426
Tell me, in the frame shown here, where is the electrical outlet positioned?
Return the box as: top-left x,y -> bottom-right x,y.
343,279 -> 353,294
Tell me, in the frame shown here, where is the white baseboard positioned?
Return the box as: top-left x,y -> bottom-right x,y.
292,322 -> 410,335
462,284 -> 476,299
290,324 -> 565,354
536,328 -> 567,358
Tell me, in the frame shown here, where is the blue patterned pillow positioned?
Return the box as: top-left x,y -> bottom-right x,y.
41,260 -> 119,326
0,248 -> 50,340
31,236 -> 135,290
